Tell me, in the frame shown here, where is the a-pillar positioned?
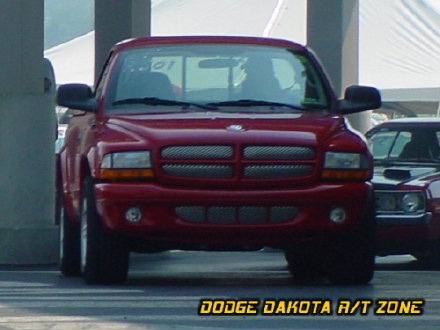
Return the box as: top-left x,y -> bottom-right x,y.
307,0 -> 371,133
95,0 -> 151,82
0,0 -> 57,264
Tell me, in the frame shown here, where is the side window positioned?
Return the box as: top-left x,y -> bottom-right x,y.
292,55 -> 328,107
95,52 -> 113,99
390,131 -> 411,157
272,58 -> 295,89
435,131 -> 440,159
368,130 -> 413,159
368,130 -> 398,159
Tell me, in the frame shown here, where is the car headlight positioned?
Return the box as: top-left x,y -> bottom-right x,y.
98,151 -> 154,179
102,151 -> 152,169
375,191 -> 425,214
322,152 -> 371,180
401,193 -> 423,213
324,152 -> 369,169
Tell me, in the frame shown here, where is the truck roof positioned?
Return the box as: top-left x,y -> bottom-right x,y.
113,35 -> 307,52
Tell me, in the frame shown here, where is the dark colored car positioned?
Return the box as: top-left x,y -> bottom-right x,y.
366,117 -> 440,268
56,36 -> 381,284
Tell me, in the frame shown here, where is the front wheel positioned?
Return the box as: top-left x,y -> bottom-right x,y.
59,204 -> 81,277
284,245 -> 326,283
81,177 -> 129,284
327,203 -> 376,285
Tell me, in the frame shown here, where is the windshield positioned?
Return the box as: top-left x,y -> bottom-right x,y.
367,125 -> 440,164
106,44 -> 330,114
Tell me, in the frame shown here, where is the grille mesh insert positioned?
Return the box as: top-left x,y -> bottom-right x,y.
162,164 -> 233,178
175,206 -> 298,224
161,145 -> 233,159
244,146 -> 315,159
244,165 -> 313,179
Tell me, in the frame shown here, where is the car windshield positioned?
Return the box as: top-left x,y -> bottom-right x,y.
367,125 -> 440,165
106,44 -> 330,114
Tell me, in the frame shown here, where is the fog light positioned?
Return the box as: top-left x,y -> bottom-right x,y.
329,207 -> 346,223
125,207 -> 142,223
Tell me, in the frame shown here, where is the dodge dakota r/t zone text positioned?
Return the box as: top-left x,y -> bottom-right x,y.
56,36 -> 381,284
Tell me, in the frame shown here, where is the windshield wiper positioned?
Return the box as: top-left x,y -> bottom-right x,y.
207,99 -> 306,111
113,97 -> 218,110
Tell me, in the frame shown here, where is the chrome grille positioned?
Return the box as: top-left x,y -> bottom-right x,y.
175,206 -> 298,224
244,165 -> 313,179
244,146 -> 315,159
162,164 -> 233,178
161,145 -> 233,159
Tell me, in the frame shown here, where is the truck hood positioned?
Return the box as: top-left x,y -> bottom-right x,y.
101,112 -> 348,147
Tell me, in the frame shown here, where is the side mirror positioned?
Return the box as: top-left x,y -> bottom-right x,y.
338,85 -> 381,114
56,83 -> 98,112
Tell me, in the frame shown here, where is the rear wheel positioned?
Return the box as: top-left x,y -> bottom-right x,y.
81,177 -> 129,284
59,204 -> 81,277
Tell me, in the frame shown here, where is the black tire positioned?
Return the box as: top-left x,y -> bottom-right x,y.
81,177 -> 129,284
284,246 -> 326,283
327,201 -> 376,285
59,204 -> 81,277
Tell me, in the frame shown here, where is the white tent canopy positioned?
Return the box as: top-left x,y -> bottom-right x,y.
45,0 -> 440,108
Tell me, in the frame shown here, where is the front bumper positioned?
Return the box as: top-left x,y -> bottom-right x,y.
93,181 -> 372,247
376,212 -> 439,255
377,212 -> 432,226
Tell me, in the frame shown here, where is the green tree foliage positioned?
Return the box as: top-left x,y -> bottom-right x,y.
44,0 -> 94,49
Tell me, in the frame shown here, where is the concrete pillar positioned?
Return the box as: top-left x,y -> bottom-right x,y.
0,0 -> 57,264
95,0 -> 151,82
307,0 -> 371,133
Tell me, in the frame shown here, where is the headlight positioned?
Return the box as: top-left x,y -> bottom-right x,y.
375,191 -> 425,214
101,151 -> 152,169
98,151 -> 154,180
324,152 -> 369,169
401,193 -> 422,213
322,152 -> 371,180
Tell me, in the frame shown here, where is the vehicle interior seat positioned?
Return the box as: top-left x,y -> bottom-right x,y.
121,71 -> 176,100
399,132 -> 435,160
239,57 -> 284,101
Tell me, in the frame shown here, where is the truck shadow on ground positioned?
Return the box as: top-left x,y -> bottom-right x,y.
124,252 -> 432,287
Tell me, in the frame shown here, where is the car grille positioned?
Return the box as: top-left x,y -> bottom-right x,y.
244,164 -> 313,179
175,205 -> 298,224
159,144 -> 316,185
162,145 -> 233,159
162,164 -> 234,178
243,146 -> 315,159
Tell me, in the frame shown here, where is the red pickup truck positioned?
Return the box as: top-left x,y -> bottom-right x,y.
56,36 -> 381,284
